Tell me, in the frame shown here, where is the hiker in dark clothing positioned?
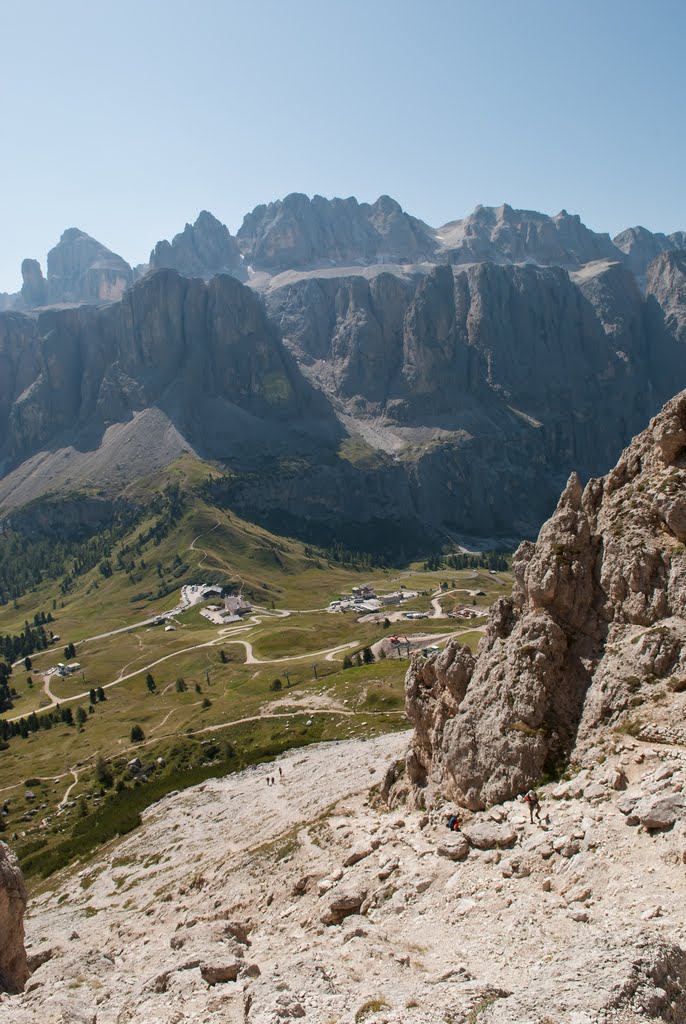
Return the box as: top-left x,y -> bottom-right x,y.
524,789 -> 542,823
446,814 -> 461,831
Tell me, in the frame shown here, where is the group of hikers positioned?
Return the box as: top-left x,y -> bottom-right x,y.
266,767 -> 284,786
446,788 -> 543,832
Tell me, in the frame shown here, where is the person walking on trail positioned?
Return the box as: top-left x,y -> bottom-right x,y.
524,788 -> 541,823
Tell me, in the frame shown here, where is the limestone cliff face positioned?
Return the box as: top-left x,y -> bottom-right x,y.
647,250 -> 686,346
237,193 -> 436,272
2,206 -> 686,546
47,228 -> 133,304
269,260 -> 671,479
403,390 -> 686,809
149,210 -> 246,282
1,270 -> 336,470
0,842 -> 28,994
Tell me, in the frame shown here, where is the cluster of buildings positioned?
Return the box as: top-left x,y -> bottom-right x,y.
452,606 -> 481,619
328,584 -> 419,615
200,588 -> 253,624
55,661 -> 81,677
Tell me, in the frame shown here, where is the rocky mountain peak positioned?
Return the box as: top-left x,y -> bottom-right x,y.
148,210 -> 245,282
46,227 -> 132,304
20,258 -> 47,308
401,389 -> 686,810
437,203 -> 622,268
236,192 -> 436,272
613,225 -> 679,286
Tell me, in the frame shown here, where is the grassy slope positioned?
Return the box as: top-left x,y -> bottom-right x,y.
0,454 -> 512,880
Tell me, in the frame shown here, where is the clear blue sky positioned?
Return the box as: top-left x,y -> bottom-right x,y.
1,0 -> 685,291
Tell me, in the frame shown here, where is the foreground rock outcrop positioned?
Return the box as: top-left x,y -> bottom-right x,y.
403,389 -> 686,809
0,843 -> 28,994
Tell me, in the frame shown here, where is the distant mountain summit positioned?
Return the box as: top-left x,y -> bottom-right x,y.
613,224 -> 686,285
148,210 -> 246,282
46,228 -> 133,304
236,192 -> 437,272
4,194 -> 685,313
1,192 -> 686,548
2,229 -> 133,311
436,203 -> 622,268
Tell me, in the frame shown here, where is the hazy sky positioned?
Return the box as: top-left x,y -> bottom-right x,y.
1,0 -> 685,291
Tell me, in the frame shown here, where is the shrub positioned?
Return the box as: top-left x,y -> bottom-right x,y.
130,725 -> 145,743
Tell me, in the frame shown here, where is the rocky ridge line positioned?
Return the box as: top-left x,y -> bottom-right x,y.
399,389 -> 686,809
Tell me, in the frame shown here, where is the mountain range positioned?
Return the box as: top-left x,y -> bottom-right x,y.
1,194 -> 686,551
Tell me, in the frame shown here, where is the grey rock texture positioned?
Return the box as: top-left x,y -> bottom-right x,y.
1,196 -> 686,546
0,270 -> 338,494
46,227 -> 133,304
613,225 -> 679,286
6,733 -> 686,1023
237,193 -> 437,272
402,389 -> 686,808
0,842 -> 29,994
149,210 -> 246,282
647,249 -> 686,345
437,203 -> 623,267
19,259 -> 47,308
3,245 -> 686,546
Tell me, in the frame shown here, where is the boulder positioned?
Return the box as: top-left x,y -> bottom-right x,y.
500,854 -> 531,878
199,957 -> 242,985
610,767 -> 628,791
0,842 -> 29,993
461,821 -> 517,850
437,834 -> 470,861
377,858 -> 399,880
320,883 -> 368,926
635,793 -> 686,831
342,840 -> 373,867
